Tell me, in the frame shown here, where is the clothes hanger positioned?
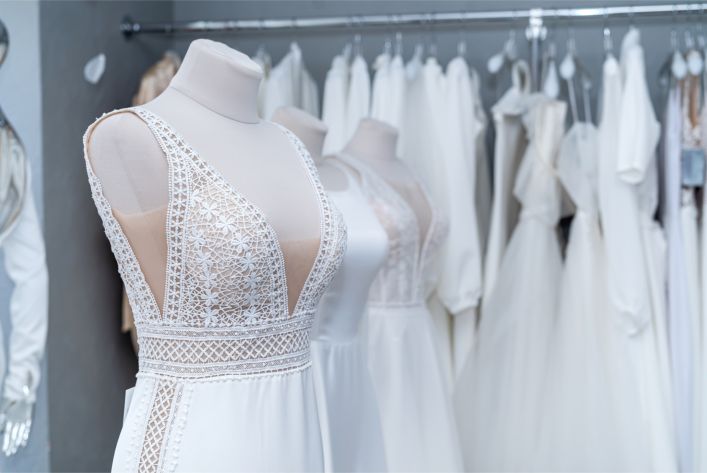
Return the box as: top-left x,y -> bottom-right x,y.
603,10 -> 614,58
457,30 -> 467,58
394,31 -> 403,58
541,18 -> 560,98
685,10 -> 704,76
487,28 -> 517,75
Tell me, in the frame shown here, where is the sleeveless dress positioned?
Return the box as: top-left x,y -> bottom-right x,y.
456,98 -> 566,472
311,160 -> 388,472
337,154 -> 463,472
83,106 -> 347,472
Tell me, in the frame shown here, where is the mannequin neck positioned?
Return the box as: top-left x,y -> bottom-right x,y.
169,39 -> 262,124
271,106 -> 327,163
343,118 -> 399,163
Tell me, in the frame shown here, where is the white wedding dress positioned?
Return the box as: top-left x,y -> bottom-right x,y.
84,107 -> 346,472
312,160 -> 388,472
537,122 -> 647,471
338,154 -> 463,472
456,98 -> 566,472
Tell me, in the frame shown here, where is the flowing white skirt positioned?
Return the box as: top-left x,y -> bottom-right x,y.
311,337 -> 387,472
367,303 -> 463,472
536,213 -> 648,471
455,217 -> 561,472
113,368 -> 324,472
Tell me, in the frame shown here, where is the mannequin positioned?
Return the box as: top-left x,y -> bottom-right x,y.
343,118 -> 432,242
272,106 -> 389,471
86,39 -> 321,314
271,106 -> 347,191
83,40 -> 348,471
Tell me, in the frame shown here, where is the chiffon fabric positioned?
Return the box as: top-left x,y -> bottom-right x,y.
311,161 -> 388,472
337,153 -> 463,472
598,30 -> 676,471
661,82 -> 698,472
344,54 -> 371,144
456,97 -> 566,472
537,123 -> 647,471
321,54 -> 349,155
84,107 -> 346,472
482,61 -> 536,301
371,52 -> 406,132
262,42 -> 319,120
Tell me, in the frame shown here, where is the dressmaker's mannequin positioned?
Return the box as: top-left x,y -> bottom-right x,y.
344,118 -> 432,242
85,39 -> 321,314
271,106 -> 347,191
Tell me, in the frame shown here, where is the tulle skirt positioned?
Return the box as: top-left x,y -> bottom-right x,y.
455,217 -> 561,472
367,303 -> 463,472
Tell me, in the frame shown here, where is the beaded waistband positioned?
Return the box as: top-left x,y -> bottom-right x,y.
137,314 -> 314,379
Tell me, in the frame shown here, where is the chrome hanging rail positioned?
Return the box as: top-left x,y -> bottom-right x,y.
121,3 -> 707,38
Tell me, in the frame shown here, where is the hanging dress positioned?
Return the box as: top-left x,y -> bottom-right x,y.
84,108 -> 346,472
344,54 -> 370,143
602,28 -> 676,471
263,43 -> 319,120
311,160 -> 388,472
538,123 -> 647,471
482,61 -> 539,301
456,98 -> 566,472
662,79 -> 700,472
371,52 -> 405,132
337,154 -> 463,472
321,54 -> 350,155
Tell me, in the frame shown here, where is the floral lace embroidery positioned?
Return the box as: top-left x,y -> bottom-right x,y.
83,107 -> 347,473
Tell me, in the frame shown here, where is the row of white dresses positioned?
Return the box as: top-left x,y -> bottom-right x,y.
455,27 -> 677,472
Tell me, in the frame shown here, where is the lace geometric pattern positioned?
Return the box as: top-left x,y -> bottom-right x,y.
337,154 -> 446,307
84,107 -> 346,473
83,107 -> 346,379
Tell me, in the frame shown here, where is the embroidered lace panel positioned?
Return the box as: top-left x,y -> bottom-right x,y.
85,107 -> 346,473
337,154 -> 446,306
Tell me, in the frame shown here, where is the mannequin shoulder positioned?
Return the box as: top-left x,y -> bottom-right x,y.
85,111 -> 162,167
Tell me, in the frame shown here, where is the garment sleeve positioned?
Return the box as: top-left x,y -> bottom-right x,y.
1,185 -> 48,404
436,65 -> 483,315
616,48 -> 661,184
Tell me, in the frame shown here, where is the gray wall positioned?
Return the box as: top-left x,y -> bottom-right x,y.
0,1 -> 48,471
174,0 -> 684,120
40,1 -> 172,471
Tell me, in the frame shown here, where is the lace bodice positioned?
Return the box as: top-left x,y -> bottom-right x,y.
337,154 -> 447,306
83,107 -> 346,379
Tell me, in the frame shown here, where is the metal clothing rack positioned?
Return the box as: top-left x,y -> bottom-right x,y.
120,3 -> 707,91
121,3 -> 707,38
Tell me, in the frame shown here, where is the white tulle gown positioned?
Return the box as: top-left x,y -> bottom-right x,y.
312,160 -> 388,472
338,154 -> 463,472
537,122 -> 647,471
455,98 -> 566,472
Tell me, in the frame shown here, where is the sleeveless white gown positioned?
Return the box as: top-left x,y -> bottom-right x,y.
83,107 -> 347,472
338,154 -> 463,472
312,160 -> 388,472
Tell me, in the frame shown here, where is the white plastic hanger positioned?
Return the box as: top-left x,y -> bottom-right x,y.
487,29 -> 517,75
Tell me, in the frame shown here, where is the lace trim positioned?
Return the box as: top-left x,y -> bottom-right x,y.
138,380 -> 183,473
138,314 -> 314,378
82,110 -> 162,324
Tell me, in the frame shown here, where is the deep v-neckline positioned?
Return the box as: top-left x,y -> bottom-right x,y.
351,155 -> 436,268
135,106 -> 325,318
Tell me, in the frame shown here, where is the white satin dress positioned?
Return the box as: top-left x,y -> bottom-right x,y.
338,154 -> 463,472
84,107 -> 347,472
312,160 -> 388,472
